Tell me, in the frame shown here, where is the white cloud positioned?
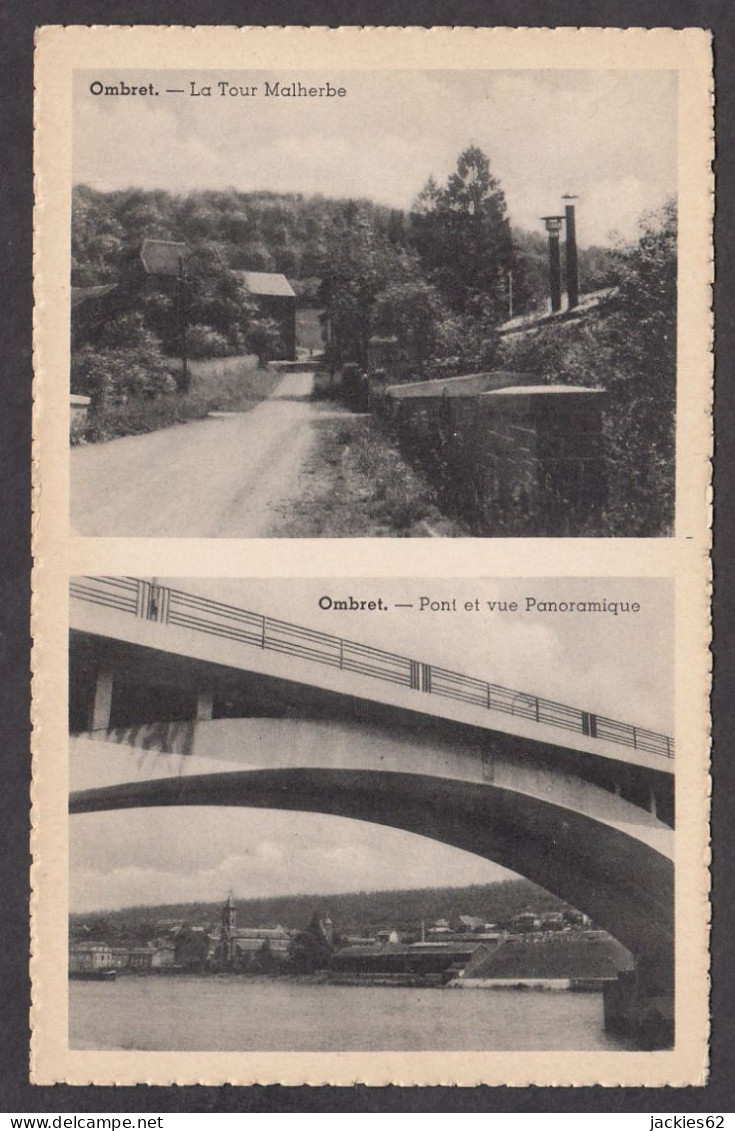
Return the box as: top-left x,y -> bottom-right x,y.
70,809 -> 511,913
73,69 -> 676,246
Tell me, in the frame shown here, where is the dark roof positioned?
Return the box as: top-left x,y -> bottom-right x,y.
233,935 -> 290,950
139,239 -> 189,277
497,287 -> 617,337
71,283 -> 119,309
238,271 -> 296,299
231,926 -> 289,939
335,943 -> 478,959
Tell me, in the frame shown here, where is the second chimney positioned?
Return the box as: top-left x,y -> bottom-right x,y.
564,200 -> 579,310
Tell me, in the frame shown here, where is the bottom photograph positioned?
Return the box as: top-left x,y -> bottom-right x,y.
68,575 -> 674,1054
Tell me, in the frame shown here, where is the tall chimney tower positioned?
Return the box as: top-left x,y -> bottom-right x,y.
542,216 -> 565,313
563,195 -> 579,310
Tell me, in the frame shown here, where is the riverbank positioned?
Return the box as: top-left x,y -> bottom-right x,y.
67,969 -> 611,994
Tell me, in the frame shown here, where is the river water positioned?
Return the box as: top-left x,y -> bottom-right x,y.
69,976 -> 632,1051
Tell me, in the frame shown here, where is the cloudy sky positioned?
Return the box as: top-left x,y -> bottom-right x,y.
70,577 -> 672,913
73,69 -> 677,247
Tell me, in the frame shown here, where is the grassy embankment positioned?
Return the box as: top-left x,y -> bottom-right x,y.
275,407 -> 466,538
72,354 -> 282,445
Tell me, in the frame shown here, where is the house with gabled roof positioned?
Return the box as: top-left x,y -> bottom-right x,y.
136,238 -> 190,279
71,238 -> 298,362
71,239 -> 190,346
236,270 -> 297,360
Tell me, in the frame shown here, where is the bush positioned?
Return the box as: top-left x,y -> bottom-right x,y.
70,355 -> 282,445
247,317 -> 283,367
185,324 -> 234,359
71,344 -> 178,408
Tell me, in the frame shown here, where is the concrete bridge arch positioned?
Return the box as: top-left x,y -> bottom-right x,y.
69,576 -> 675,1044
70,753 -> 673,983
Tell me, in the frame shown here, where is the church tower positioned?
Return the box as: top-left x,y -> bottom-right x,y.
221,893 -> 237,965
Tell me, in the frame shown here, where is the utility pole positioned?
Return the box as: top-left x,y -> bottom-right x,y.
177,255 -> 190,393
541,216 -> 565,313
562,194 -> 580,310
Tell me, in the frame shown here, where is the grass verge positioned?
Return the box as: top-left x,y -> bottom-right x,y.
275,414 -> 466,538
72,355 -> 282,445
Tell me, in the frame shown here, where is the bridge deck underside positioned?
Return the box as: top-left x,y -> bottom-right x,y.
69,631 -> 675,824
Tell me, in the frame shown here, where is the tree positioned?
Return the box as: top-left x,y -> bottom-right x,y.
71,185 -> 127,285
189,269 -> 257,342
288,912 -> 334,973
373,278 -> 447,369
247,317 -> 283,368
496,199 -> 677,535
599,199 -> 677,533
410,146 -> 514,318
319,203 -> 413,367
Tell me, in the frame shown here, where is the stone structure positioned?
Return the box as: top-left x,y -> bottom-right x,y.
384,372 -> 607,535
219,894 -> 290,969
367,335 -> 407,383
70,394 -> 91,431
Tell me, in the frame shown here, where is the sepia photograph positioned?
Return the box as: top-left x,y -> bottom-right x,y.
68,68 -> 678,538
68,575 -> 674,1053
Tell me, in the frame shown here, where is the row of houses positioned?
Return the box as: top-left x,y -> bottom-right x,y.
70,895 -> 296,976
70,897 -> 597,980
69,928 -> 292,976
69,940 -> 176,974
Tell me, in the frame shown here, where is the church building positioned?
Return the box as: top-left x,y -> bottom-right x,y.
218,894 -> 291,970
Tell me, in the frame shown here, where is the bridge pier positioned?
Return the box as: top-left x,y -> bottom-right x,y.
88,669 -> 114,732
195,690 -> 214,721
603,952 -> 674,1049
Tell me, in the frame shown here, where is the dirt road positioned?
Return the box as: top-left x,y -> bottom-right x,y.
71,371 -> 335,537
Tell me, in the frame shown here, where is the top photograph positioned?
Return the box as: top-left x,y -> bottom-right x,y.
69,68 -> 678,539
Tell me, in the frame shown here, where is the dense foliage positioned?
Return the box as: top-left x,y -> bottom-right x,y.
497,200 -> 677,535
72,185 -> 351,285
72,160 -> 617,380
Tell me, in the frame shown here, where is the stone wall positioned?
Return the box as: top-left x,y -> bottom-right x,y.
384,379 -> 607,535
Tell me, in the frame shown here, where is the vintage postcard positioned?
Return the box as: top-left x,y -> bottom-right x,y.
32,26 -> 712,1087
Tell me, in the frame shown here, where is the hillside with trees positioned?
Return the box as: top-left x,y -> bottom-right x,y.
71,157 -> 617,378
69,878 -> 569,940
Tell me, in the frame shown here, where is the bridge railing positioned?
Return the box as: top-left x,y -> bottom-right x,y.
70,576 -> 674,760
70,575 -> 145,617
